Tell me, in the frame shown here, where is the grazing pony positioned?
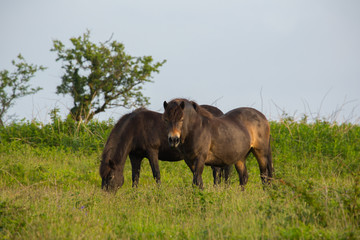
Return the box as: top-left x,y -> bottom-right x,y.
100,106 -> 229,191
163,99 -> 273,189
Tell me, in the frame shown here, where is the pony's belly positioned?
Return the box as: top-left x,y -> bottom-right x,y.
206,144 -> 250,166
205,157 -> 225,166
205,152 -> 233,166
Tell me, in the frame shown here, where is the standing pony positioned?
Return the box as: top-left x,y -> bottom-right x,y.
100,106 -> 229,191
163,99 -> 273,189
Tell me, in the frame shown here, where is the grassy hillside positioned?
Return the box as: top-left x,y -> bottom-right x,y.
1,117 -> 359,239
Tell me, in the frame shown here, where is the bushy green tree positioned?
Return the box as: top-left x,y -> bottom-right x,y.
51,30 -> 166,122
0,54 -> 45,126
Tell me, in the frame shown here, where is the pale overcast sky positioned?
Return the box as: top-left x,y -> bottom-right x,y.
1,0 -> 359,123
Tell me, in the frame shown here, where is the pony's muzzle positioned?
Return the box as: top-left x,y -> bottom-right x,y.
168,135 -> 180,147
101,178 -> 108,191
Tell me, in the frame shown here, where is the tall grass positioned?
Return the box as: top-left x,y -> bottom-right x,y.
0,116 -> 359,239
0,116 -> 113,154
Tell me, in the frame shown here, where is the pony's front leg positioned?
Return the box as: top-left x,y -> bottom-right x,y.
147,150 -> 161,185
184,159 -> 195,175
193,156 -> 206,189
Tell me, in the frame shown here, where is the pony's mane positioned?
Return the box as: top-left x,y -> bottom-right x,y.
169,98 -> 214,119
112,107 -> 147,127
133,107 -> 147,113
165,99 -> 184,121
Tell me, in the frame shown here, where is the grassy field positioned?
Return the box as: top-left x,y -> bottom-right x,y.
0,117 -> 359,239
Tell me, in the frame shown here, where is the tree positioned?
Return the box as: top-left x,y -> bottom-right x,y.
0,54 -> 45,126
51,30 -> 166,122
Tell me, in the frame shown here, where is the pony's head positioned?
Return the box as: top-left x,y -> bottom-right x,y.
163,100 -> 184,147
100,159 -> 124,192
163,99 -> 199,147
100,146 -> 124,191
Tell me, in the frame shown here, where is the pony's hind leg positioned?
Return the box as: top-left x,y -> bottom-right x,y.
235,160 -> 248,190
212,166 -> 222,185
211,165 -> 231,186
252,147 -> 273,184
223,165 -> 231,185
130,154 -> 142,187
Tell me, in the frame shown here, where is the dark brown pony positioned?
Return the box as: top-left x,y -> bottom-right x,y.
99,106 -> 229,191
163,98 -> 273,189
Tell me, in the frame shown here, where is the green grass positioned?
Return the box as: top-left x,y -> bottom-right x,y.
0,118 -> 359,239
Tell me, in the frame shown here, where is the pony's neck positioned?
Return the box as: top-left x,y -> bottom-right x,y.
182,104 -> 203,140
105,130 -> 133,172
114,138 -> 133,169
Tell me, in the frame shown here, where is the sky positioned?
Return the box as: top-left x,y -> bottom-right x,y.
1,0 -> 360,124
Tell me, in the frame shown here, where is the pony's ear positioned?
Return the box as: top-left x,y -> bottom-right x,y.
191,101 -> 198,111
180,101 -> 185,110
163,101 -> 168,110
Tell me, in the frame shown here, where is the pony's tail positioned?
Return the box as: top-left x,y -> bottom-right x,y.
267,135 -> 274,179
